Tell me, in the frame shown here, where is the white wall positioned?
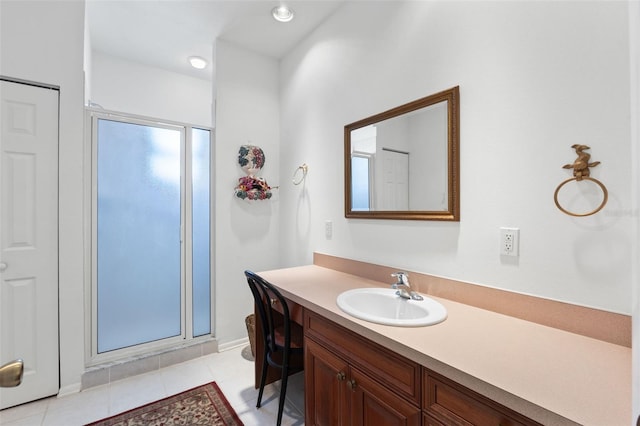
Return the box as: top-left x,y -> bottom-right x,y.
213,40 -> 281,346
91,51 -> 212,127
84,6 -> 92,105
0,0 -> 86,393
279,1 -> 632,314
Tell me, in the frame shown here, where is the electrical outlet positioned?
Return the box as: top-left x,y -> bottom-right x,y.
500,227 -> 519,256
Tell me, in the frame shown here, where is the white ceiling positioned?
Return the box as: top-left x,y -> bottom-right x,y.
86,0 -> 345,81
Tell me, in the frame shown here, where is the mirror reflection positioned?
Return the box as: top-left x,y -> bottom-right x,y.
345,86 -> 460,221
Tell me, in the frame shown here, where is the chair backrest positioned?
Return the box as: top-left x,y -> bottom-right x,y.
245,270 -> 292,354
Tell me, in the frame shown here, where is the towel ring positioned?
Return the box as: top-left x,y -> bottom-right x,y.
292,163 -> 308,185
553,176 -> 608,217
554,144 -> 608,217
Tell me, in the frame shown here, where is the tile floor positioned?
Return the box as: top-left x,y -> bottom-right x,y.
0,345 -> 304,426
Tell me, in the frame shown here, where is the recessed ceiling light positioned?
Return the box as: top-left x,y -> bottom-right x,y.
272,5 -> 294,22
188,56 -> 207,70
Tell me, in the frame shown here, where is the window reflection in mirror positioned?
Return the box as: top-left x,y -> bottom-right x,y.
351,154 -> 372,211
344,86 -> 459,221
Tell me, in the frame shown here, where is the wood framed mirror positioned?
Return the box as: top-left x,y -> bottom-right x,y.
344,86 -> 459,221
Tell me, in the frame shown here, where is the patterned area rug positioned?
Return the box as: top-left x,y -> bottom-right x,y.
86,382 -> 243,426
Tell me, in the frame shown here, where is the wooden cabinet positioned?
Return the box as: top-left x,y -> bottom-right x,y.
304,338 -> 350,425
304,310 -> 421,426
423,370 -> 542,426
350,366 -> 422,426
291,307 -> 542,425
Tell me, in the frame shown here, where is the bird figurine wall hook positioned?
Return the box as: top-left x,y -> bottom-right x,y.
554,144 -> 607,217
562,144 -> 600,180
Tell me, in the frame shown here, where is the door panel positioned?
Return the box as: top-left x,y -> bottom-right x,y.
350,367 -> 421,426
380,149 -> 409,210
95,117 -> 182,353
0,80 -> 59,409
304,338 -> 349,426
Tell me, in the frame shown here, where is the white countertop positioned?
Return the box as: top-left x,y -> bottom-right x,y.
259,265 -> 631,426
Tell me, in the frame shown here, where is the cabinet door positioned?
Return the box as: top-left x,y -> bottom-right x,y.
350,367 -> 421,426
305,338 -> 350,426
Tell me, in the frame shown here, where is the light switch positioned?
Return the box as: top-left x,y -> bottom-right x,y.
325,220 -> 333,239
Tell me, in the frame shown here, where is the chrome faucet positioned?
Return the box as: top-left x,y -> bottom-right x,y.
390,272 -> 423,301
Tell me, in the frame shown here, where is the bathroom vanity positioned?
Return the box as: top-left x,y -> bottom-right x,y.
256,261 -> 630,425
305,308 -> 545,425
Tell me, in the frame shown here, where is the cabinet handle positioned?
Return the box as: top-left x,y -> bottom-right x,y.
336,372 -> 346,381
347,379 -> 357,390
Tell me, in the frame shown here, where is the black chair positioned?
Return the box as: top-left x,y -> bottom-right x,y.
245,270 -> 303,426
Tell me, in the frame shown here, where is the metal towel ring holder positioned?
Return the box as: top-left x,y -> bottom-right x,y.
553,145 -> 608,217
292,163 -> 308,185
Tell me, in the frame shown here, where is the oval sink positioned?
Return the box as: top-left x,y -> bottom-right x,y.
336,288 -> 447,327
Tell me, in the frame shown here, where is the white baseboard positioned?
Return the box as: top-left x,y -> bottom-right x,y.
218,337 -> 249,352
57,383 -> 82,398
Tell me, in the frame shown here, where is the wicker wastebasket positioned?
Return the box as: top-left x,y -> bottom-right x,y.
245,314 -> 256,358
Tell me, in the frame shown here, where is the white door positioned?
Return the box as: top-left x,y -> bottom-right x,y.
0,80 -> 59,409
381,149 -> 409,210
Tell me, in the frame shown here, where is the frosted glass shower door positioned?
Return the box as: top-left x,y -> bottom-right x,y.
191,128 -> 210,337
96,119 -> 182,353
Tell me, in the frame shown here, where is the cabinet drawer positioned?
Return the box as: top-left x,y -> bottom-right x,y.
424,370 -> 542,426
424,413 -> 446,426
350,366 -> 421,426
305,310 -> 421,405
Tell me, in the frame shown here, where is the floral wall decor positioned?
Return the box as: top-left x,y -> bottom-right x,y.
234,144 -> 275,201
